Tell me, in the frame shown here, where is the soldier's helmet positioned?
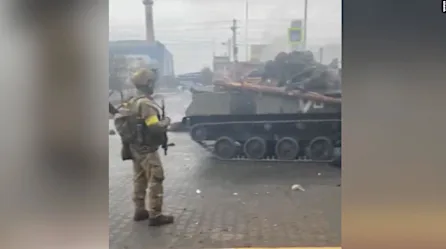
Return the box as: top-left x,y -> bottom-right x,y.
131,68 -> 158,86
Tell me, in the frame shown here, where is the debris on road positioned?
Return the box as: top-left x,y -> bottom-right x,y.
196,189 -> 201,194
109,129 -> 116,135
291,184 -> 305,191
233,192 -> 238,196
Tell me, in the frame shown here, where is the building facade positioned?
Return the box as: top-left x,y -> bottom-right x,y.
109,40 -> 174,78
108,40 -> 175,100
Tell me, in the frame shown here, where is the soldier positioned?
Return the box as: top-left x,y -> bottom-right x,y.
128,68 -> 174,226
273,52 -> 290,87
301,50 -> 315,63
286,63 -> 332,93
261,60 -> 276,82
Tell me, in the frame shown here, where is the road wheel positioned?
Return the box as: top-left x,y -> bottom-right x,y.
307,136 -> 334,161
190,125 -> 207,142
243,136 -> 267,159
275,137 -> 299,160
214,136 -> 237,159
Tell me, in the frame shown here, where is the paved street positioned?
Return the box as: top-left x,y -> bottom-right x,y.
109,93 -> 341,249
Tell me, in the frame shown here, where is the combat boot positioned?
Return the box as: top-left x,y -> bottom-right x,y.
148,214 -> 174,226
133,209 -> 150,221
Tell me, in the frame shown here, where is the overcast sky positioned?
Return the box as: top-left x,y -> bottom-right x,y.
109,0 -> 341,74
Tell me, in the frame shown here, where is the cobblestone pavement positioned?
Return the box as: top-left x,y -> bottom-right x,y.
109,93 -> 341,249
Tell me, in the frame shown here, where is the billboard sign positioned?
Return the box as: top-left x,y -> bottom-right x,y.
289,19 -> 303,47
288,27 -> 303,45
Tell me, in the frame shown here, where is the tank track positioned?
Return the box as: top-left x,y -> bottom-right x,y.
194,140 -> 340,163
185,116 -> 341,163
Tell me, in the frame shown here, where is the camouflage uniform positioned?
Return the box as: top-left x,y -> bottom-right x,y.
128,68 -> 174,226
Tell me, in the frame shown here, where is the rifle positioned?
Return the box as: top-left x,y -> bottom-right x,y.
160,98 -> 175,155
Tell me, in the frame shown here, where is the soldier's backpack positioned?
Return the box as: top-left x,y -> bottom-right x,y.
113,96 -> 145,144
113,97 -> 147,160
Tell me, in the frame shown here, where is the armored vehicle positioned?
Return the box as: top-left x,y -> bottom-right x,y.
181,81 -> 341,163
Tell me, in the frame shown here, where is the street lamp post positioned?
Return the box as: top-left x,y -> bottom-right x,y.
303,0 -> 308,50
245,0 -> 249,61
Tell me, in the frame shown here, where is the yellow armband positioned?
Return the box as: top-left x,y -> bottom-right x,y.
145,115 -> 159,126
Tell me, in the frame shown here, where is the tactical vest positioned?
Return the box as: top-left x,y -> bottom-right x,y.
132,97 -> 165,149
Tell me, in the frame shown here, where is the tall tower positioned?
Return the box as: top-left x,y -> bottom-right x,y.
142,0 -> 155,43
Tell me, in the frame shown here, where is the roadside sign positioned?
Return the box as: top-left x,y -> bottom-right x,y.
288,27 -> 303,45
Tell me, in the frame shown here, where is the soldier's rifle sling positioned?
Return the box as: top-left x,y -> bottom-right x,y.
161,99 -> 168,155
160,98 -> 175,155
